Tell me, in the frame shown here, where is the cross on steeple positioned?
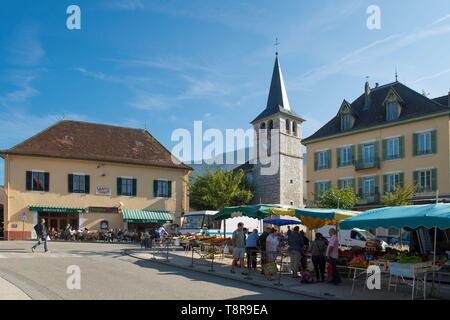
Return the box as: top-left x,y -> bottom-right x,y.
274,37 -> 280,55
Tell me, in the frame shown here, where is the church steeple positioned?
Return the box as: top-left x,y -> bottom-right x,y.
266,54 -> 291,112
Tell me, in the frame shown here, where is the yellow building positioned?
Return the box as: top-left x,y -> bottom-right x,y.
302,81 -> 449,210
1,120 -> 191,240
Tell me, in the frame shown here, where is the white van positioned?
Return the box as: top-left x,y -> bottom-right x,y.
180,210 -> 261,236
317,225 -> 387,250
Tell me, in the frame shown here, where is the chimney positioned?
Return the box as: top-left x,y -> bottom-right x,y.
364,81 -> 371,110
375,82 -> 379,88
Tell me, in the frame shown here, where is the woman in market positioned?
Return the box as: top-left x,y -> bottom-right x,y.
265,228 -> 280,281
310,232 -> 327,282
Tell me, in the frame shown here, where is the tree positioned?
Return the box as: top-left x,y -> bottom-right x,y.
381,184 -> 416,206
188,166 -> 254,210
315,187 -> 358,209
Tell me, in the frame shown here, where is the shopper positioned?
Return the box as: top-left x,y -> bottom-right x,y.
310,232 -> 327,282
31,219 -> 49,253
245,229 -> 259,270
230,222 -> 247,275
258,227 -> 271,274
265,228 -> 280,281
300,230 -> 310,271
288,226 -> 304,278
326,228 -> 342,285
286,226 -> 292,237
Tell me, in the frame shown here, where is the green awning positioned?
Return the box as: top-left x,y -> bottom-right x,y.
122,209 -> 172,224
29,206 -> 85,213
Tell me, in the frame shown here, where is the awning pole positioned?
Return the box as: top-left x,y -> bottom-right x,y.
432,226 -> 437,296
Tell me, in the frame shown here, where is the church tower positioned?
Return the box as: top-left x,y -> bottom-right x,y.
250,52 -> 304,207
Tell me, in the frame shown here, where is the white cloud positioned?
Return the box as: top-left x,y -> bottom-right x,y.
8,24 -> 45,66
408,68 -> 450,85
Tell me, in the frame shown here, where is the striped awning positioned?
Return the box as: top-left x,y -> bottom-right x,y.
29,206 -> 85,213
122,209 -> 172,224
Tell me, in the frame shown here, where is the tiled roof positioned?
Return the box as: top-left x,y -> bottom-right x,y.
303,82 -> 450,143
1,120 -> 191,170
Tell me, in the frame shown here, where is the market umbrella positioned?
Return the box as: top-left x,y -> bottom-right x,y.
269,207 -> 359,229
263,218 -> 303,227
340,203 -> 450,296
212,204 -> 289,221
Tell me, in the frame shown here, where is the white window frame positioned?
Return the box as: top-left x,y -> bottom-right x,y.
72,174 -> 86,194
362,143 -> 374,165
418,131 -> 432,155
120,177 -> 135,196
362,176 -> 375,197
387,137 -> 400,159
317,150 -> 329,170
417,169 -> 433,193
31,170 -> 46,192
340,146 -> 352,166
386,102 -> 399,121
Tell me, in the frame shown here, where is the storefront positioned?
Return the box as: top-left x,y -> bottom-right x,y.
29,206 -> 85,237
122,209 -> 172,233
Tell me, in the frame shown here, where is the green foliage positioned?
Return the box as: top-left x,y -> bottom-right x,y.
315,187 -> 358,209
188,166 -> 254,210
381,184 -> 416,206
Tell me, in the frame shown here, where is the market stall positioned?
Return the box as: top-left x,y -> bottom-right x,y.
340,203 -> 450,299
263,218 -> 303,227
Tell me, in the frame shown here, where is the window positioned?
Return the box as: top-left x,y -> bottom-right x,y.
341,113 -> 353,131
154,180 -> 172,198
315,181 -> 330,197
26,171 -> 49,192
386,102 -> 399,121
383,137 -> 403,160
68,174 -> 90,194
417,131 -> 432,155
338,146 -> 353,167
362,177 -> 375,197
362,143 -> 374,165
292,121 -> 297,136
117,177 -> 137,196
338,178 -> 354,191
315,150 -> 331,170
384,173 -> 403,193
285,119 -> 291,134
414,169 -> 437,193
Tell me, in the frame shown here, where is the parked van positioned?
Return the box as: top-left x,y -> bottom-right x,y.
317,225 -> 387,250
180,210 -> 261,236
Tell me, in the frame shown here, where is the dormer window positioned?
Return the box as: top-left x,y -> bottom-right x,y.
341,113 -> 353,131
386,101 -> 400,121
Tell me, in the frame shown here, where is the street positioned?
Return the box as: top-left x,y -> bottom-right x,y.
0,241 -> 312,300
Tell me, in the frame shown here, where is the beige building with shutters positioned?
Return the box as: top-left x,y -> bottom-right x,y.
303,81 -> 450,214
1,120 -> 191,240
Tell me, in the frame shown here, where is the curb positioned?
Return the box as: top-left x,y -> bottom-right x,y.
123,249 -> 339,300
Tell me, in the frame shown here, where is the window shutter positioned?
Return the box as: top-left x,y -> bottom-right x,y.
399,136 -> 405,158
168,181 -> 172,198
374,141 -> 380,162
358,178 -> 363,197
68,174 -> 74,193
117,177 -> 122,195
382,139 -> 387,160
337,179 -> 342,190
326,150 -> 332,169
44,172 -> 49,192
431,169 -> 437,191
85,175 -> 90,194
132,178 -> 137,196
26,171 -> 32,191
314,183 -> 319,200
399,172 -> 404,188
336,148 -> 341,167
326,181 -> 331,190
413,133 -> 418,156
431,130 -> 437,154
413,171 -> 419,192
374,175 -> 380,195
351,145 -> 356,164
357,144 -> 362,162
383,174 -> 388,193
153,180 -> 158,197
314,152 -> 318,171
350,178 -> 356,192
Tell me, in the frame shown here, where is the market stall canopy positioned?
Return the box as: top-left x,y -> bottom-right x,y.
263,218 -> 303,227
340,203 -> 450,230
269,207 -> 359,229
29,205 -> 85,213
212,204 -> 289,220
122,209 -> 172,224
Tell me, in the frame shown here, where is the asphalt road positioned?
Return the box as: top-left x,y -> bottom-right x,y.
0,241 -> 312,300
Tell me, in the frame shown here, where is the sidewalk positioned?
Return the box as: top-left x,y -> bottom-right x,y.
0,276 -> 31,300
124,247 -> 435,300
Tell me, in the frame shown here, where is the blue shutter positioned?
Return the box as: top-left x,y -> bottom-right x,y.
26,171 -> 32,191
132,178 -> 137,196
153,180 -> 158,197
431,169 -> 437,192
117,178 -> 122,195
431,130 -> 437,154
84,175 -> 90,194
44,172 -> 49,192
68,174 -> 74,193
168,181 -> 172,198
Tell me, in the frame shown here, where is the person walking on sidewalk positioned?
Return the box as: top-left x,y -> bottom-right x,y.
288,226 -> 304,278
230,222 -> 247,275
310,232 -> 327,282
245,229 -> 259,270
31,219 -> 49,253
326,228 -> 342,285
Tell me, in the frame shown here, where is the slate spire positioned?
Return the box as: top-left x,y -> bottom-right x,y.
266,53 -> 291,112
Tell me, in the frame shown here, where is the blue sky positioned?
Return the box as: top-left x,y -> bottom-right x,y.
1,0 -> 450,184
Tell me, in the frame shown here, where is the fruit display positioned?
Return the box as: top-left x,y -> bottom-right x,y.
398,254 -> 422,264
381,253 -> 398,261
349,256 -> 369,268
